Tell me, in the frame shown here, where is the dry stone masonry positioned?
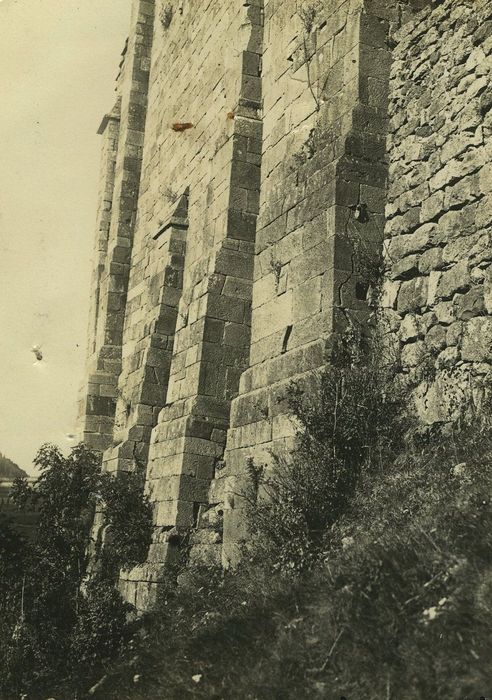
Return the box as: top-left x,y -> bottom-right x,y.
78,0 -> 492,609
381,0 -> 492,426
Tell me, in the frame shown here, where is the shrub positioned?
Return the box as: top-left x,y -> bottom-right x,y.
0,514 -> 29,693
98,470 -> 153,573
0,443 -> 152,699
245,326 -> 408,573
0,513 -> 27,587
70,578 -> 133,686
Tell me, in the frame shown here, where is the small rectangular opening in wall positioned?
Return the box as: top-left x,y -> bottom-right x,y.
355,281 -> 370,301
281,325 -> 293,354
192,502 -> 201,528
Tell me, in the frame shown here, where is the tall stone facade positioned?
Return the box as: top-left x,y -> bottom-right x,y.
78,0 -> 491,609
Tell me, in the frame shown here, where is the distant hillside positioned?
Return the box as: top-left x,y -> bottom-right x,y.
0,453 -> 27,480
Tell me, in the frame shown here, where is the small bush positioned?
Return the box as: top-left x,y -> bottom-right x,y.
98,470 -> 153,573
245,327 -> 408,573
70,578 -> 133,685
0,443 -> 152,699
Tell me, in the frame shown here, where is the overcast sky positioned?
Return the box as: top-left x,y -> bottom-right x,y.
0,0 -> 131,474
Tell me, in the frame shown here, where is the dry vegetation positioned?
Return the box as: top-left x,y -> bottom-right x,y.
1,332 -> 491,699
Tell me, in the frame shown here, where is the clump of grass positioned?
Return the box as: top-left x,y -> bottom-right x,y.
161,4 -> 173,29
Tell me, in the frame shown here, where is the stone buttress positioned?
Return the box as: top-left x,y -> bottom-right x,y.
211,0 -> 401,567
108,0 -> 265,608
78,0 -> 156,452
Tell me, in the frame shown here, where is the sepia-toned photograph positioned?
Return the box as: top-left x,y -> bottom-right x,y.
0,0 -> 491,698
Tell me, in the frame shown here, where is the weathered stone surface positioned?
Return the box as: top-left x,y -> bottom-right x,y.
426,323 -> 447,353
397,277 -> 429,313
391,254 -> 420,280
413,368 -> 471,426
436,261 -> 470,300
400,314 -> 421,342
401,341 -> 427,369
380,280 -> 400,309
419,247 -> 443,274
382,0 -> 491,430
387,223 -> 437,259
454,286 -> 487,320
462,317 -> 492,362
446,322 -> 463,348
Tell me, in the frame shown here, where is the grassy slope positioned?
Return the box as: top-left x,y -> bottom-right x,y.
94,427 -> 492,700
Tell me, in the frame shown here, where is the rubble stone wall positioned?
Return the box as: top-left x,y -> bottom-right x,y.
381,0 -> 492,427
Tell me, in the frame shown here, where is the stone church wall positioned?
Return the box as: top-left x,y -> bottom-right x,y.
78,0 -> 492,609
